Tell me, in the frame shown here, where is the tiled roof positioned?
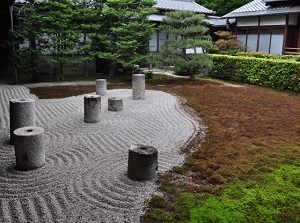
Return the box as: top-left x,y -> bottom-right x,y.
224,0 -> 267,17
223,0 -> 300,17
153,0 -> 215,14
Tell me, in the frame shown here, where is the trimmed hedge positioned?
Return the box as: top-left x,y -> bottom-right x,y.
236,52 -> 300,61
209,54 -> 300,92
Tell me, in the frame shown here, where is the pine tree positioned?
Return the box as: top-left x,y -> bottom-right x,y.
41,0 -> 85,80
149,10 -> 215,80
7,0 -> 155,81
8,0 -> 98,81
72,0 -> 104,78
93,0 -> 156,77
7,1 -> 48,81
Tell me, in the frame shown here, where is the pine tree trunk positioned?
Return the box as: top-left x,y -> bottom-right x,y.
55,65 -> 59,82
84,61 -> 88,79
109,60 -> 117,78
28,0 -> 38,81
29,35 -> 39,81
183,51 -> 195,80
59,61 -> 64,79
188,68 -> 196,80
83,32 -> 88,79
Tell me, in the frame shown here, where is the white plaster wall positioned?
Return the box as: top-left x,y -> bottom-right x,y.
237,17 -> 259,27
260,15 -> 286,26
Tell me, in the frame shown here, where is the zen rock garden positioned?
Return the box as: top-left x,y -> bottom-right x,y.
10,74 -> 156,179
0,74 -> 200,222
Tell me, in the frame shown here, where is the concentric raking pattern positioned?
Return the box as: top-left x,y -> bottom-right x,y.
0,85 -> 203,222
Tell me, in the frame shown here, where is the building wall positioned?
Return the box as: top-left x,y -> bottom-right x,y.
260,15 -> 286,26
289,14 -> 298,26
237,17 -> 259,27
149,30 -> 172,52
149,30 -> 204,54
235,14 -> 294,54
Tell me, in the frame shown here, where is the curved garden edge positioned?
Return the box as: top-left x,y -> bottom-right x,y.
28,77 -> 300,222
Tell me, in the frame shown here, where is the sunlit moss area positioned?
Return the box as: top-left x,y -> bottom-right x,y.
178,162 -> 300,223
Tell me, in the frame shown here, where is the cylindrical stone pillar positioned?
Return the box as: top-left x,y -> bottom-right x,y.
96,79 -> 107,96
108,97 -> 123,111
132,74 -> 145,100
14,126 -> 45,171
10,98 -> 35,145
127,145 -> 158,181
84,94 -> 101,123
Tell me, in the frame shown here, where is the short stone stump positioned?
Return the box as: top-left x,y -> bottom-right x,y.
96,79 -> 107,96
127,145 -> 158,181
14,126 -> 45,171
10,98 -> 36,144
84,94 -> 101,123
108,97 -> 123,111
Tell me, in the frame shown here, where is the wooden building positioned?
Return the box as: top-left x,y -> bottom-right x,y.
223,0 -> 300,54
149,0 -> 225,52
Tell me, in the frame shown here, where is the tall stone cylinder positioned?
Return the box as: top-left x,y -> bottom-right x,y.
132,74 -> 145,100
127,145 -> 158,181
96,79 -> 107,96
10,98 -> 35,145
14,126 -> 45,171
84,94 -> 101,123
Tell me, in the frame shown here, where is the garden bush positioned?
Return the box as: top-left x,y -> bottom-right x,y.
209,54 -> 300,91
236,52 -> 299,60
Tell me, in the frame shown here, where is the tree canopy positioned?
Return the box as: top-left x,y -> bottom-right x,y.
92,0 -> 155,77
7,0 -> 155,81
148,10 -> 215,80
196,0 -> 252,16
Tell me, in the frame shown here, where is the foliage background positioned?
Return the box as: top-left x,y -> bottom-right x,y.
6,0 -> 155,81
196,0 -> 252,15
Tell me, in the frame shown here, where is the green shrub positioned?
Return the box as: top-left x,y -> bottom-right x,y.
236,52 -> 299,61
209,54 -> 300,91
